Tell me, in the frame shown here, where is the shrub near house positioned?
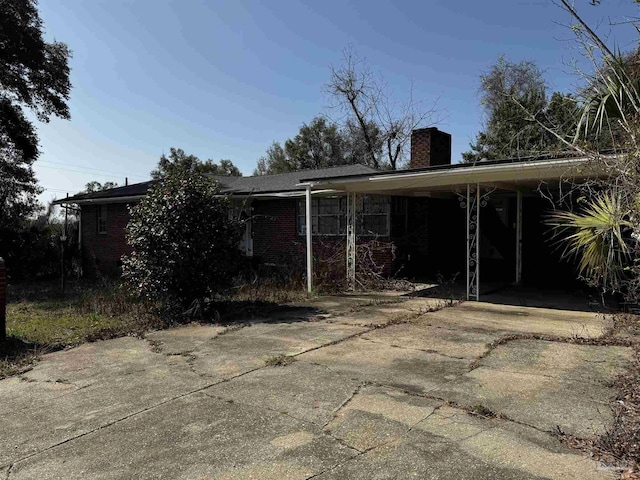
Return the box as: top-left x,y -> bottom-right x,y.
122,170 -> 244,310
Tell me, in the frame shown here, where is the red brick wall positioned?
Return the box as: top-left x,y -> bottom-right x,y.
252,199 -> 397,276
81,198 -> 399,279
251,199 -> 299,264
81,203 -> 133,277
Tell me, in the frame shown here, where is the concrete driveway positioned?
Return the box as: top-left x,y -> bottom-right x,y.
0,292 -> 632,479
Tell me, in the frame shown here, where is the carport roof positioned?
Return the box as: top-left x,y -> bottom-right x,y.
298,154 -> 604,195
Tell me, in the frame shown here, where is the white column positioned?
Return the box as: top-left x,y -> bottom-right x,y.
346,192 -> 356,290
515,190 -> 523,285
306,185 -> 313,294
466,184 -> 470,301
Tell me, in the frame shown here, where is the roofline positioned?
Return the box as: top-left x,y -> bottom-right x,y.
298,155 -> 610,185
53,195 -> 145,205
297,156 -> 603,191
53,189 -> 344,205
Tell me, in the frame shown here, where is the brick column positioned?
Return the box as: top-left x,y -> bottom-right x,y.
0,257 -> 6,341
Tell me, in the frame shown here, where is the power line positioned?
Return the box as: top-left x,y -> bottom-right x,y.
37,162 -> 148,180
39,159 -> 149,178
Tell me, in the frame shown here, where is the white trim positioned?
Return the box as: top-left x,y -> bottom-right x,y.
306,186 -> 313,294
298,157 -> 600,193
57,189 -> 343,206
515,191 -> 523,285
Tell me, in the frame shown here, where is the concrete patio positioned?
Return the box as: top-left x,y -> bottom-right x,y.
0,291 -> 632,479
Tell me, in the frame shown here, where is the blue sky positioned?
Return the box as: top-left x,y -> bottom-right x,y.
35,0 -> 638,203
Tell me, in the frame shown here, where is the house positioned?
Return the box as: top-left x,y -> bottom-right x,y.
56,128 -> 599,300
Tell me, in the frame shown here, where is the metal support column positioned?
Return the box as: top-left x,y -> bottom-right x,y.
465,184 -> 481,301
466,184 -> 470,300
515,190 -> 523,285
305,185 -> 313,294
346,192 -> 357,291
475,183 -> 481,300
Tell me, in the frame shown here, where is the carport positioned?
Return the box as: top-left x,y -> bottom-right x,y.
299,156 -> 599,300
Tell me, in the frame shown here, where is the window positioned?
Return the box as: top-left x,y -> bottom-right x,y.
97,205 -> 107,234
297,195 -> 390,236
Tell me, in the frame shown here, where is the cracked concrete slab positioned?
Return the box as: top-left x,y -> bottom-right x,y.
323,385 -> 441,451
317,389 -> 612,480
7,392 -> 357,480
0,292 -> 624,479
299,336 -> 469,394
185,321 -> 366,380
458,423 -> 615,480
361,319 -> 498,360
478,339 -> 633,386
0,337 -> 211,466
428,301 -> 607,338
144,323 -> 227,354
314,429 -> 550,480
205,361 -> 363,426
432,365 -> 616,438
325,297 -> 448,327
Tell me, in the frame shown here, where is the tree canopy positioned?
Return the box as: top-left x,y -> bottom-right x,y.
151,148 -> 241,179
254,117 -> 354,175
0,0 -> 71,268
325,47 -> 438,170
84,181 -> 118,193
254,116 -> 386,175
462,57 -> 582,162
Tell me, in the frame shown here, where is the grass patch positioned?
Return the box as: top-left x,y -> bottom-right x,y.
1,278 -> 311,379
1,280 -> 165,379
7,281 -> 162,347
264,354 -> 296,367
0,337 -> 43,379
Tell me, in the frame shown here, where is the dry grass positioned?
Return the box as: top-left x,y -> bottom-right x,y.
592,313 -> 640,473
1,280 -> 164,379
264,354 -> 296,367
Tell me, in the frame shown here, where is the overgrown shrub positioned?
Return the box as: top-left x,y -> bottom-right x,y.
122,170 -> 244,310
0,205 -> 79,281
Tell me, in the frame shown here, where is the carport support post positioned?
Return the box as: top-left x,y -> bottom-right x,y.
475,183 -> 480,300
306,185 -> 313,294
515,190 -> 523,285
346,192 -> 356,290
466,184 -> 470,300
0,257 -> 5,341
465,183 -> 481,301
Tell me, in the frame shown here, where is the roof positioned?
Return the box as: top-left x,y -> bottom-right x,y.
54,164 -> 379,204
299,154 -> 605,195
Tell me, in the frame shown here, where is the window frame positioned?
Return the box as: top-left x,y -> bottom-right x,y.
297,195 -> 391,237
97,205 -> 107,235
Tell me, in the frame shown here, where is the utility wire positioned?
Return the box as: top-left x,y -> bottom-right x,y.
38,159 -> 148,179
37,163 -> 148,180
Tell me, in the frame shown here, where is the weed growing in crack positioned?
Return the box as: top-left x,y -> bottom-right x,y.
264,354 -> 296,367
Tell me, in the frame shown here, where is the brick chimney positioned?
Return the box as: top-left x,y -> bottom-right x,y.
410,127 -> 451,169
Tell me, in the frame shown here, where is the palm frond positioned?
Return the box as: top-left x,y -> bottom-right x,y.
547,191 -> 632,291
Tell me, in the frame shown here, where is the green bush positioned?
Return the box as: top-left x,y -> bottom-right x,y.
122,171 -> 244,310
0,206 -> 79,281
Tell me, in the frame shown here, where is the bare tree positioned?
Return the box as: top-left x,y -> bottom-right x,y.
325,47 -> 440,170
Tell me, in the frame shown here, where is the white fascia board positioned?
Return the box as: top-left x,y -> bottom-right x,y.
56,195 -> 144,205
301,157 -> 598,193
220,189 -> 342,199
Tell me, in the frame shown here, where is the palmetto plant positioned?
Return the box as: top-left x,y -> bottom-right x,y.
548,191 -> 633,292
577,50 -> 640,141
